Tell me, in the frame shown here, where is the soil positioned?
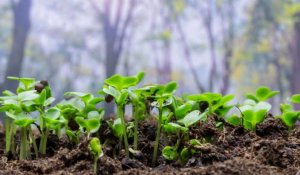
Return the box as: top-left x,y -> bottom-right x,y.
0,115 -> 300,175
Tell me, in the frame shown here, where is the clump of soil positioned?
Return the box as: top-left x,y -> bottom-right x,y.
0,115 -> 300,175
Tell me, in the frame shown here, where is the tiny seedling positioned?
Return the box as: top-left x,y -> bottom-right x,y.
89,137 -> 103,174
101,72 -> 144,156
246,86 -> 279,102
278,94 -> 300,128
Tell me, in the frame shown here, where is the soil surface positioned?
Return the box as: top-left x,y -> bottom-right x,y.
0,115 -> 300,175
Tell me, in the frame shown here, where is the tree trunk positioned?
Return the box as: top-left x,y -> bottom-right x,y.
0,0 -> 32,122
290,13 -> 300,109
1,0 -> 32,92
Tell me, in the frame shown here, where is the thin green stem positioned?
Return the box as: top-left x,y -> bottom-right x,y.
20,127 -> 28,160
93,157 -> 98,174
39,128 -> 49,154
10,123 -> 16,154
152,104 -> 163,166
133,105 -> 138,150
118,105 -> 129,156
29,127 -> 39,159
5,117 -> 11,153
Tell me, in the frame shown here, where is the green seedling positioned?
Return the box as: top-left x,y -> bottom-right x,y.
89,137 -> 104,174
58,92 -> 104,143
0,77 -> 45,159
239,100 -> 271,130
126,72 -> 146,150
162,146 -> 178,160
278,94 -> 300,128
144,81 -> 177,165
177,110 -> 208,128
246,86 -> 279,102
101,72 -> 144,156
187,93 -> 234,116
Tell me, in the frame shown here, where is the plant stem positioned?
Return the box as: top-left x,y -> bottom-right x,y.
93,157 -> 97,174
5,117 -> 11,153
29,127 -> 38,159
152,104 -> 163,166
133,105 -> 138,150
39,128 -> 49,155
118,105 -> 129,156
20,127 -> 27,160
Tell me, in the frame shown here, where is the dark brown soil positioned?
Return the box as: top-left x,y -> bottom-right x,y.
0,115 -> 300,175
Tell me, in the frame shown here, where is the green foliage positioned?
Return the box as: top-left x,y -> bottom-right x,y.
1,73 -> 299,172
177,110 -> 207,127
162,146 -> 178,160
291,94 -> 300,104
246,86 -> 279,102
89,137 -> 103,174
279,95 -> 300,128
187,93 -> 234,115
240,100 -> 271,130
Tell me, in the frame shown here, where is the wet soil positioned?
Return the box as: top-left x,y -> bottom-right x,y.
0,115 -> 299,175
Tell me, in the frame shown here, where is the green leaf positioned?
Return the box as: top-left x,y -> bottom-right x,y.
45,107 -> 60,120
15,118 -> 35,127
8,77 -> 36,91
280,103 -> 293,113
112,118 -> 124,138
66,130 -> 78,143
104,73 -> 141,90
163,81 -> 178,94
103,86 -> 120,100
256,86 -> 279,101
18,90 -> 39,101
136,72 -> 145,84
2,90 -> 15,96
177,110 -> 207,127
44,97 -> 55,106
75,117 -> 86,128
85,118 -> 101,133
88,97 -> 104,105
175,102 -> 194,119
189,139 -> 201,146
226,115 -> 242,126
291,94 -> 300,104
162,146 -> 178,160
281,111 -> 299,128
180,147 -> 191,162
89,137 -> 103,158
88,111 -> 100,119
163,122 -> 188,134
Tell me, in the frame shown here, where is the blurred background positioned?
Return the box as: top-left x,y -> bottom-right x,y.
0,0 -> 300,112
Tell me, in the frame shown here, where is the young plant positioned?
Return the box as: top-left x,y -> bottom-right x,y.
89,137 -> 104,174
0,77 -> 43,159
58,92 -> 104,143
278,94 -> 300,128
187,93 -> 234,116
145,82 -> 178,165
239,101 -> 272,130
101,72 -> 144,156
246,86 -> 279,102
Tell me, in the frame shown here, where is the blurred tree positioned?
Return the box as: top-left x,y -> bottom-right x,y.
290,11 -> 300,107
89,0 -> 137,116
0,0 -> 32,91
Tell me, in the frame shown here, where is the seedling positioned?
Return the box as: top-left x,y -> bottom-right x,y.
101,72 -> 144,156
239,100 -> 271,130
89,137 -> 103,174
246,86 -> 279,102
187,93 -> 234,116
0,77 -> 47,159
58,92 -> 104,142
146,81 -> 177,165
278,94 -> 300,128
